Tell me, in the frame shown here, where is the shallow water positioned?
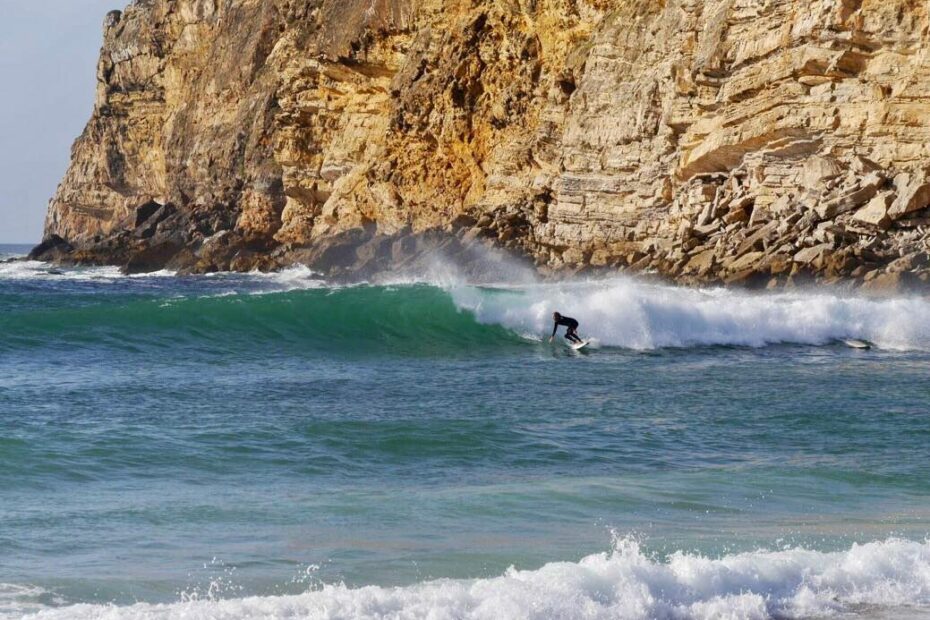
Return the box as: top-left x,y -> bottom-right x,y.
2,244 -> 930,619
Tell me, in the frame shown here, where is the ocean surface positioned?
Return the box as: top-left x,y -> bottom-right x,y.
2,242 -> 930,619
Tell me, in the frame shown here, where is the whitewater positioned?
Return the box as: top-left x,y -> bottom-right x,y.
3,245 -> 930,620
11,538 -> 930,620
450,279 -> 930,351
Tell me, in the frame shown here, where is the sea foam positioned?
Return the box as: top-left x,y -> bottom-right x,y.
0,260 -> 180,282
14,538 -> 930,620
451,278 -> 930,350
0,260 -> 123,281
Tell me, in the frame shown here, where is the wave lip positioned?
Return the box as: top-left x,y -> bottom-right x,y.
15,538 -> 930,620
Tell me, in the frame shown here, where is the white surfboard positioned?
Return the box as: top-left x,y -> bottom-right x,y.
570,339 -> 591,351
843,339 -> 872,350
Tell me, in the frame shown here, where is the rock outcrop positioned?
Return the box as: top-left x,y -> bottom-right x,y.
35,0 -> 930,289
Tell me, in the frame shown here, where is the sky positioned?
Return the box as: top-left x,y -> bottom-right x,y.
0,1 -> 122,244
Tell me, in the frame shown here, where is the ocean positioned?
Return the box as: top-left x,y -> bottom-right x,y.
2,242 -> 930,619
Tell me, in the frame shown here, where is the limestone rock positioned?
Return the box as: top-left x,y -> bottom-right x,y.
888,173 -> 930,220
27,235 -> 73,261
814,173 -> 884,220
853,193 -> 893,229
793,244 -> 833,265
861,271 -> 920,294
726,251 -> 765,274
684,248 -> 716,276
26,0 -> 930,290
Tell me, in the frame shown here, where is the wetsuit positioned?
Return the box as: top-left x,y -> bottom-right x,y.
552,315 -> 582,344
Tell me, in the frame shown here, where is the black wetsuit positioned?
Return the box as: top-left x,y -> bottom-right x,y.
552,316 -> 582,343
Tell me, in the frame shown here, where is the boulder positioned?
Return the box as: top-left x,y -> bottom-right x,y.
814,172 -> 884,219
124,241 -> 183,274
736,221 -> 778,256
886,252 -> 929,273
766,254 -> 793,275
800,156 -> 843,188
134,203 -> 176,239
697,199 -> 717,226
28,235 -> 74,261
852,192 -> 893,228
684,248 -> 716,275
793,243 -> 833,265
693,221 -> 722,237
888,172 -> 930,219
724,251 -> 764,273
134,200 -> 164,227
723,206 -> 751,225
723,269 -> 768,286
860,270 -> 920,293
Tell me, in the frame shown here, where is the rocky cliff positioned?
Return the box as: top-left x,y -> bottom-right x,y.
34,0 -> 930,289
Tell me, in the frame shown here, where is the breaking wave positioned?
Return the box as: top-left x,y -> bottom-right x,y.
451,278 -> 930,351
3,260 -> 930,353
14,538 -> 930,620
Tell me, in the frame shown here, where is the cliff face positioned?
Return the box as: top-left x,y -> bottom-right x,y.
37,0 -> 930,288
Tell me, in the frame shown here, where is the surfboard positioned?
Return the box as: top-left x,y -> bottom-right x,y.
843,339 -> 872,350
570,339 -> 591,351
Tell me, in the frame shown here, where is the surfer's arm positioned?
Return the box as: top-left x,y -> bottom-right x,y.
550,322 -> 558,342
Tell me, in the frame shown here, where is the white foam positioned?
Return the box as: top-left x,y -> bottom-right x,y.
0,261 -> 174,282
241,265 -> 327,293
450,278 -> 930,350
14,538 -> 930,620
0,261 -> 326,293
0,584 -> 53,618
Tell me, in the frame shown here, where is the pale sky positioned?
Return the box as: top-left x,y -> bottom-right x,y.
0,1 -> 121,243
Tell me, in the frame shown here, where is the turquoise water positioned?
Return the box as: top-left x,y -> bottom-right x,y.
3,244 -> 930,619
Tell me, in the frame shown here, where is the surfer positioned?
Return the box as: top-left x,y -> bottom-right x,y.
549,312 -> 583,344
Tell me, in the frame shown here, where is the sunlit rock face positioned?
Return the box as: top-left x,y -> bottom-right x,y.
38,0 -> 930,288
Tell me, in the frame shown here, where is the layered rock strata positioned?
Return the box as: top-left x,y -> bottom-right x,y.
34,0 -> 930,290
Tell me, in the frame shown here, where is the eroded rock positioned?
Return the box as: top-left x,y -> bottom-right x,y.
28,0 -> 930,290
